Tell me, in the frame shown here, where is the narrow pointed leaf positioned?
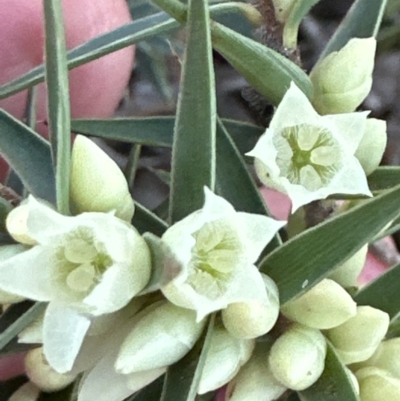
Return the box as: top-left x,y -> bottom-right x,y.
0,302 -> 46,352
161,314 -> 215,401
70,118 -> 262,155
367,166 -> 400,191
169,0 -> 216,223
0,110 -> 55,203
354,261 -> 400,318
211,22 -> 312,105
0,13 -> 179,99
43,0 -> 71,215
320,0 -> 388,60
299,342 -> 359,401
132,201 -> 168,237
283,0 -> 322,48
259,184 -> 400,304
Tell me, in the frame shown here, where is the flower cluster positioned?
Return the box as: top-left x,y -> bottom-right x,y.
0,136 -> 285,401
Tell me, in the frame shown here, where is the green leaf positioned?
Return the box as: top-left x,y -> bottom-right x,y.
0,110 -> 55,204
169,0 -> 216,223
211,22 -> 313,106
0,13 -> 180,99
320,0 -> 388,60
367,166 -> 400,192
161,314 -> 215,401
127,375 -> 164,401
215,118 -> 281,251
0,337 -> 38,357
283,0 -> 322,48
299,342 -> 359,401
43,0 -> 71,215
259,184 -> 400,305
132,201 -> 168,237
70,117 -> 262,155
0,302 -> 46,352
354,261 -> 400,319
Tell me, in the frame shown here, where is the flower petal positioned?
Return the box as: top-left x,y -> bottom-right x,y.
43,303 -> 91,373
235,213 -> 285,262
270,82 -> 320,132
0,246 -> 59,301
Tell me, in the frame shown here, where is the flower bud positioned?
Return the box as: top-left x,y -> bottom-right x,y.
345,366 -> 360,394
0,244 -> 26,304
225,342 -> 287,401
325,306 -> 389,365
198,325 -> 254,394
356,367 -> 400,401
70,135 -> 134,221
25,347 -> 76,392
8,382 -> 40,401
281,279 -> 356,329
329,245 -> 368,288
354,338 -> 400,379
6,204 -> 37,245
222,274 -> 279,339
115,301 -> 206,374
355,118 -> 387,176
310,38 -> 376,114
268,323 -> 327,390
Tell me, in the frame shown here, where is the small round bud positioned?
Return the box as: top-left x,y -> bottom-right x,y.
329,245 -> 368,288
355,118 -> 387,176
226,343 -> 287,401
25,348 -> 76,392
8,382 -> 40,401
268,323 -> 327,390
326,306 -> 389,365
70,135 -> 134,221
198,325 -> 254,394
281,278 -> 357,329
222,274 -> 279,339
310,38 -> 376,115
115,301 -> 206,374
356,367 -> 400,401
6,205 -> 37,245
354,338 -> 400,379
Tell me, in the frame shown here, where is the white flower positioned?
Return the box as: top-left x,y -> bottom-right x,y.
0,196 -> 151,373
160,188 -> 285,321
247,82 -> 372,212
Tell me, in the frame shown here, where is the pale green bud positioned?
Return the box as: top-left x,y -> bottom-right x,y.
25,348 -> 76,392
354,338 -> 400,379
268,323 -> 327,390
281,278 -> 356,329
8,382 -> 40,401
345,366 -> 360,394
355,118 -> 387,176
272,0 -> 297,23
225,342 -> 287,401
198,325 -> 254,394
326,306 -> 389,365
310,38 -> 376,114
222,274 -> 279,339
356,367 -> 400,401
329,245 -> 368,288
6,204 -> 38,245
115,301 -> 206,374
70,135 -> 134,221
